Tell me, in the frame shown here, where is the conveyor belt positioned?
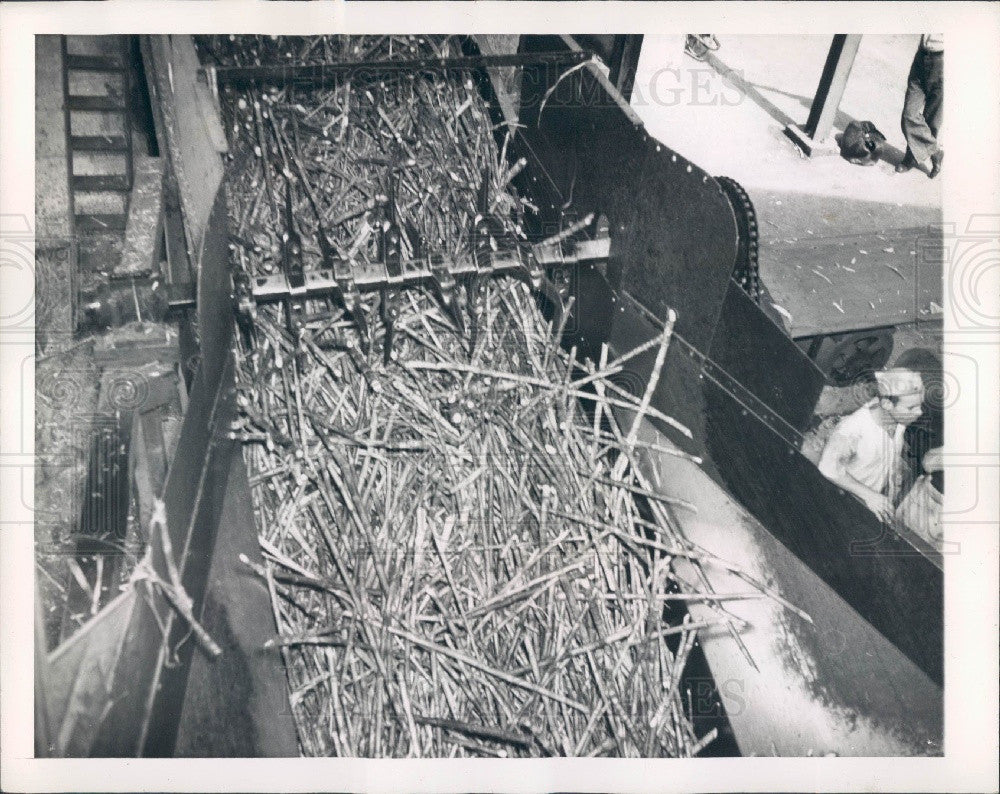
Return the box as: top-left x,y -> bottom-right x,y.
39,34 -> 943,759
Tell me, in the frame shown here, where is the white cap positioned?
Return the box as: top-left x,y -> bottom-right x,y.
875,368 -> 924,398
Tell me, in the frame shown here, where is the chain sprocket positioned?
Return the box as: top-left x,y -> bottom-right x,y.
715,175 -> 760,304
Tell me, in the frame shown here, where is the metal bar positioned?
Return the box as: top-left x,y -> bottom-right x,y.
66,95 -> 127,112
70,135 -> 129,151
209,49 -> 593,87
65,53 -> 125,72
247,238 -> 611,304
793,321 -> 899,343
165,281 -> 197,312
140,362 -> 238,755
122,36 -> 134,193
803,34 -> 862,141
607,36 -> 644,102
170,430 -> 300,757
87,189 -> 236,757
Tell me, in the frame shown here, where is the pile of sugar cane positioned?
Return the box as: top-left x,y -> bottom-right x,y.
206,34 -> 521,269
236,285 -> 734,758
218,36 -> 749,757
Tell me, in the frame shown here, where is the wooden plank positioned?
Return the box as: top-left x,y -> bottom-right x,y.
130,413 -> 157,537
116,157 -> 165,279
36,36 -> 74,240
65,54 -> 124,71
71,135 -> 129,152
143,36 -> 225,258
67,95 -> 126,112
75,213 -> 126,232
140,409 -> 167,492
92,344 -> 180,369
72,174 -> 129,192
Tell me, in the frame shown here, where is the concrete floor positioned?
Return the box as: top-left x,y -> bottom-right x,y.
631,35 -> 942,206
36,36 -> 72,242
631,35 -> 943,353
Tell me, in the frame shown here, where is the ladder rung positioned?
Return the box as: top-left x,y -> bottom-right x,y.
75,213 -> 127,232
73,174 -> 130,192
65,54 -> 125,72
71,135 -> 129,152
167,282 -> 197,312
67,95 -> 126,112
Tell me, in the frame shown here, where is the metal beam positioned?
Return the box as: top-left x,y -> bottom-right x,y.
608,35 -> 644,102
806,34 -> 862,140
209,50 -> 593,88
247,239 -> 611,306
563,36 -> 644,102
785,35 -> 862,156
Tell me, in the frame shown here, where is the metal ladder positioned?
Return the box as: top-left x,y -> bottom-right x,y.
62,36 -> 134,244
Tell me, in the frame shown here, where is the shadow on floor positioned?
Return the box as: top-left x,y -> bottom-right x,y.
703,53 -> 910,168
702,52 -> 796,128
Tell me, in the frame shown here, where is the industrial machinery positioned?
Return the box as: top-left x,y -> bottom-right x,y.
35,34 -> 942,758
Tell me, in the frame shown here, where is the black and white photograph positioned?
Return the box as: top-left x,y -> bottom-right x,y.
2,3 -> 997,792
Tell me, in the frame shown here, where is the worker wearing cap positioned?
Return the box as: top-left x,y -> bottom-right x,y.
818,368 -> 925,522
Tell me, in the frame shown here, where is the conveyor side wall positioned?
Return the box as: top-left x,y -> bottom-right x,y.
46,35 -> 297,758
705,284 -> 943,687
510,37 -> 826,454
511,36 -> 772,464
516,36 -> 738,356
508,34 -> 942,717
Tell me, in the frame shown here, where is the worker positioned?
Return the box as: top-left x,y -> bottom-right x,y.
892,348 -> 945,547
818,367 -> 924,522
893,347 -> 944,495
895,34 -> 944,178
896,445 -> 944,548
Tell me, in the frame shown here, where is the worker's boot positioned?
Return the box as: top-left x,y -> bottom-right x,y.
929,150 -> 943,179
894,151 -> 917,173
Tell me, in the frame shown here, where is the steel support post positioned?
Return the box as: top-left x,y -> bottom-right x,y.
785,35 -> 862,156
